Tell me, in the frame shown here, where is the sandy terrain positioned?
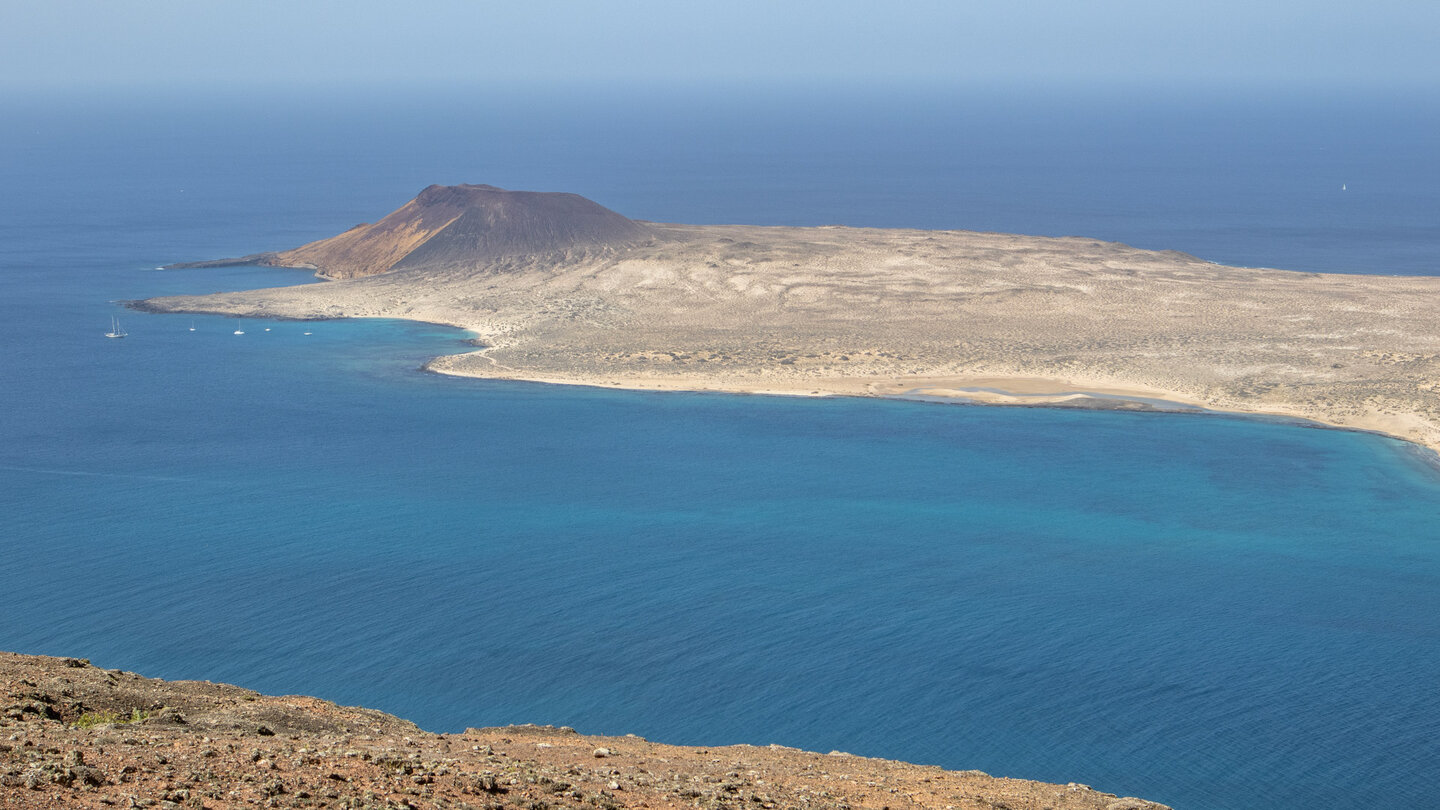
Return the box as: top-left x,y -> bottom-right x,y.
2,652 -> 1170,809
137,217 -> 1440,456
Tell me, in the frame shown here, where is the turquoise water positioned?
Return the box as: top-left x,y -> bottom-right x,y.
2,87 -> 1440,809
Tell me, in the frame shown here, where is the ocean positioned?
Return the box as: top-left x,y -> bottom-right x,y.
1,84 -> 1438,810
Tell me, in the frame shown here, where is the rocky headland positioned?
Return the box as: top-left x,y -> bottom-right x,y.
2,652 -> 1169,810
140,184 -> 1440,456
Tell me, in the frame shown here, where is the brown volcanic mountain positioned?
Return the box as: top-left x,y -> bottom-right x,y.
173,184 -> 651,279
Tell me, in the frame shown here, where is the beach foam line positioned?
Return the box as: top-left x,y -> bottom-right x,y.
903,385 -> 1212,412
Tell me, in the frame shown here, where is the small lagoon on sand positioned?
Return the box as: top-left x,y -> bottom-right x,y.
2,87 -> 1438,810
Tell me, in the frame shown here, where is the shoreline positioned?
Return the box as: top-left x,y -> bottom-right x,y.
125,297 -> 1440,465
421,346 -> 1440,466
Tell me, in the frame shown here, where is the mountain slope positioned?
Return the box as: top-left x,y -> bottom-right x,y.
171,184 -> 651,279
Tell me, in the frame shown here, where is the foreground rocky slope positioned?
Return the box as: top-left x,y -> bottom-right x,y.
1,653 -> 1168,810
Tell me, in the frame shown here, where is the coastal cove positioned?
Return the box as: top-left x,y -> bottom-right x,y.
3,87 -> 1440,810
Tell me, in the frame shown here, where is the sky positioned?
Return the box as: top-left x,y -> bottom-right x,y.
3,0 -> 1437,92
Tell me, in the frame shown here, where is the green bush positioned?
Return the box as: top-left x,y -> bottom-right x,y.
74,707 -> 151,728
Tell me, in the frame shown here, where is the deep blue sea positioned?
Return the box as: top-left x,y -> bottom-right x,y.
2,85 -> 1439,810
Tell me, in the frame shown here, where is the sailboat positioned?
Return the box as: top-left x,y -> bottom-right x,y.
188,320 -> 196,332
234,320 -> 245,335
105,316 -> 127,339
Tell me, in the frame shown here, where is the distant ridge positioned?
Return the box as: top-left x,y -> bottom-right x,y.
169,184 -> 650,279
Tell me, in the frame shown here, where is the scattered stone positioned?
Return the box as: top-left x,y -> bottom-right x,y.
71,764 -> 107,786
145,709 -> 186,726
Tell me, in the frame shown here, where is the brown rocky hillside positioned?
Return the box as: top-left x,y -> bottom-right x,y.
1,652 -> 1169,810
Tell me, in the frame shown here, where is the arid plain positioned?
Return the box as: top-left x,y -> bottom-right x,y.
139,185 -> 1440,455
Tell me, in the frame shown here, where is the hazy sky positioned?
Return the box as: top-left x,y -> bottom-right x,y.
4,0 -> 1437,91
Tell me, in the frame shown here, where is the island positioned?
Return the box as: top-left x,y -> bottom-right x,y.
138,183 -> 1440,456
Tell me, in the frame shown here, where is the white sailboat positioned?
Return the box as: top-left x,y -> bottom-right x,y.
105,316 -> 127,339
234,319 -> 245,335
188,320 -> 196,331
